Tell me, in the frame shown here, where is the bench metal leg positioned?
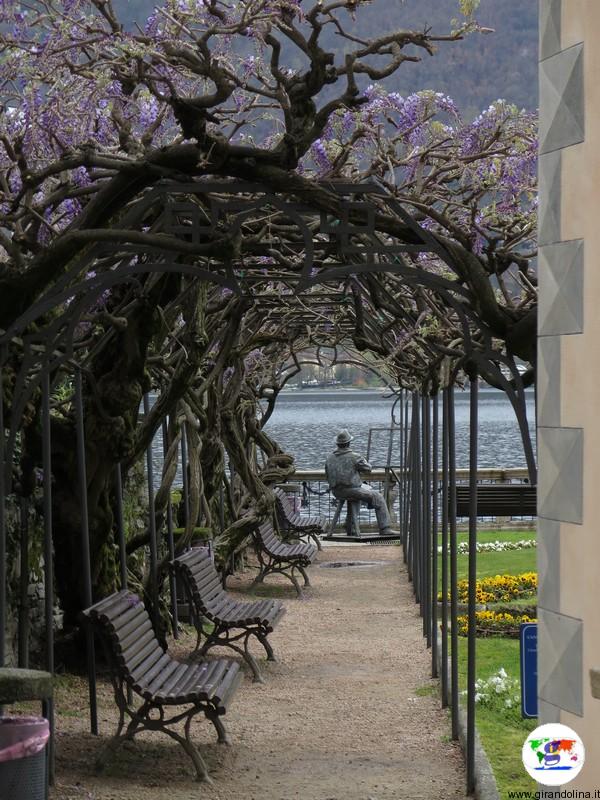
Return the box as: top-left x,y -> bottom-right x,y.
205,710 -> 230,746
295,564 -> 310,587
98,674 -> 216,783
196,626 -> 265,682
256,630 -> 276,662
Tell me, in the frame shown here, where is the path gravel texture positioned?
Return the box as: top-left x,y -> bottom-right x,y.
50,545 -> 467,800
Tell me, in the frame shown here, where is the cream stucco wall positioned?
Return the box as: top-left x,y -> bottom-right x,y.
539,0 -> 600,790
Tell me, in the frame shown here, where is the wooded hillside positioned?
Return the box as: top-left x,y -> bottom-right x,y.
114,0 -> 538,116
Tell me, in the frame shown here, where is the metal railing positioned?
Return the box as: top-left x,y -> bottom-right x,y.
284,466 -> 534,532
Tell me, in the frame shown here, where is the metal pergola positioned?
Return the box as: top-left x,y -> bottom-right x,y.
0,177 -> 536,795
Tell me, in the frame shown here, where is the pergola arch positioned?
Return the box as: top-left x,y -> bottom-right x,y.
0,177 -> 536,486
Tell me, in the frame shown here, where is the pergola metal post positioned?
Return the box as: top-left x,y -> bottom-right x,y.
41,373 -> 55,783
114,464 -> 132,705
181,421 -> 190,530
74,369 -> 98,735
163,419 -> 179,638
448,384 -> 459,740
423,393 -> 431,645
441,387 -> 450,707
17,496 -> 29,668
143,394 -> 158,614
0,366 -> 4,670
466,375 -> 479,794
397,389 -> 404,541
114,465 -> 127,590
402,391 -> 411,560
431,393 -> 439,678
410,393 -> 421,600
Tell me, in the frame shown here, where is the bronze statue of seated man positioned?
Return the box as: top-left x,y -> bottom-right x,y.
325,429 -> 394,535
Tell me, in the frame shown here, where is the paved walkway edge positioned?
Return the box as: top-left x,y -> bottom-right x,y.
436,632 -> 501,800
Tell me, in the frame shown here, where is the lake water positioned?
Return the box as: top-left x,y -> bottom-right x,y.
150,387 -> 536,486
263,388 -> 536,470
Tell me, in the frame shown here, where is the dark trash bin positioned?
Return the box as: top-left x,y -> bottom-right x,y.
0,716 -> 49,800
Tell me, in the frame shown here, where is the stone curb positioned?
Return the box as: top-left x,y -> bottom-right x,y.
435,632 -> 501,800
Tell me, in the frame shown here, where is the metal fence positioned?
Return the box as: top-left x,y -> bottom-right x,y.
385,385 -> 537,796
286,466 -> 534,532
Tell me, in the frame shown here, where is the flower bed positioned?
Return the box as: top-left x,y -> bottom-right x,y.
462,668 -> 524,721
459,572 -> 537,604
457,609 -> 536,638
438,539 -> 536,555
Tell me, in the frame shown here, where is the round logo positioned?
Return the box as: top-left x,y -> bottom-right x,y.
522,723 -> 585,786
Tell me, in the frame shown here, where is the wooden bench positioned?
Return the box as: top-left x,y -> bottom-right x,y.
454,483 -> 537,517
252,522 -> 316,597
171,548 -> 286,683
273,487 -> 324,550
81,590 -> 243,783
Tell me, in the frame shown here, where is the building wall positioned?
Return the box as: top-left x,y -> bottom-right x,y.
538,0 -> 600,787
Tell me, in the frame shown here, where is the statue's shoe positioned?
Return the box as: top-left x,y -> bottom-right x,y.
381,528 -> 396,536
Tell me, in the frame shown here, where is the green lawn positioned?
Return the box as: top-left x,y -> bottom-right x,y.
457,638 -> 538,799
437,529 -> 537,587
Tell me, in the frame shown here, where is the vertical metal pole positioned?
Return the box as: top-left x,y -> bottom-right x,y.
163,419 -> 178,638
181,422 -> 190,530
441,387 -> 449,707
219,483 -> 225,534
114,463 -> 133,706
74,369 -> 98,735
423,393 -> 431,644
431,393 -> 439,678
402,392 -> 410,560
143,395 -> 158,612
18,496 -> 30,668
41,373 -> 55,784
409,419 -> 415,583
413,393 -> 421,604
467,375 -> 478,794
449,383 -> 459,740
0,366 -> 5,669
114,465 -> 127,590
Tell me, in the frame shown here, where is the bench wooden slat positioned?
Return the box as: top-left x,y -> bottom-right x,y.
144,658 -> 180,696
123,633 -> 160,672
128,644 -> 166,684
132,651 -> 171,688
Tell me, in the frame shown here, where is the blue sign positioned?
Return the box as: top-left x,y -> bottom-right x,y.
520,622 -> 538,718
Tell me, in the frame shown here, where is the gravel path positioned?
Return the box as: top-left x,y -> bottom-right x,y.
50,545 -> 467,800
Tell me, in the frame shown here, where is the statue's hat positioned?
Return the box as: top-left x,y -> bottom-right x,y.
336,429 -> 353,445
